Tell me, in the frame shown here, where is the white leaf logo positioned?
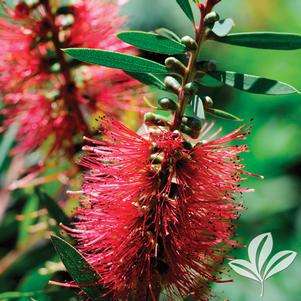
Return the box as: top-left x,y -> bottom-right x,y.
229,232 -> 297,298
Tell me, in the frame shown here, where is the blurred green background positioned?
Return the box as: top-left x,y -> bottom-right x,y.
122,0 -> 301,300
0,0 -> 300,300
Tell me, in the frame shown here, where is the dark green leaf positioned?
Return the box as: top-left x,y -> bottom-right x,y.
213,32 -> 301,50
117,31 -> 187,54
155,28 -> 181,42
176,0 -> 195,23
35,187 -> 70,226
208,71 -> 299,95
51,235 -> 105,301
207,108 -> 242,121
126,72 -> 165,90
64,48 -> 168,74
210,18 -> 234,37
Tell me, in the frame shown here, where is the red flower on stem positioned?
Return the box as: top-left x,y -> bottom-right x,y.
0,0 -> 144,160
69,117 -> 258,300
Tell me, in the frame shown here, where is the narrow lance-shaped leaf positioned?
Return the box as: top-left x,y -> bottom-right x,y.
208,70 -> 299,95
126,71 -> 166,90
213,32 -> 301,50
17,194 -> 39,248
51,235 -> 105,301
0,123 -> 18,170
207,108 -> 242,121
117,31 -> 187,54
176,0 -> 195,23
35,187 -> 70,226
64,48 -> 168,74
155,28 -> 181,42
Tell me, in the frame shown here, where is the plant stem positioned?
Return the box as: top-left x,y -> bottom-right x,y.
42,0 -> 89,151
170,1 -> 214,132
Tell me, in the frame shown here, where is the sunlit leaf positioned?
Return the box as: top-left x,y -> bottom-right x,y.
0,123 -> 18,170
210,18 -> 235,37
155,28 -> 181,42
17,194 -> 39,248
206,108 -> 241,121
35,187 -> 70,226
0,291 -> 43,300
51,235 -> 105,301
208,70 -> 299,95
126,72 -> 166,90
263,250 -> 297,280
117,31 -> 187,54
64,48 -> 168,74
214,32 -> 301,50
229,259 -> 261,282
176,0 -> 194,23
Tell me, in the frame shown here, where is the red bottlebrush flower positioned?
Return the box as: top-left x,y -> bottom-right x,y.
70,118 -> 255,300
0,20 -> 40,92
0,0 -> 145,160
1,93 -> 54,154
67,0 -> 131,52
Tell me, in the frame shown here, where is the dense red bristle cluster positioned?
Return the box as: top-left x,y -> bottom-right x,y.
71,117 -> 254,300
0,0 -> 144,158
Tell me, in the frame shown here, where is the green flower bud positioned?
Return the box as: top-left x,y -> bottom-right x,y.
164,57 -> 186,76
202,96 -> 214,108
180,124 -> 200,139
182,116 -> 203,131
204,12 -> 220,25
164,76 -> 181,94
180,36 -> 198,51
184,82 -> 199,96
149,154 -> 164,164
196,60 -> 217,72
158,98 -> 178,111
144,112 -> 168,126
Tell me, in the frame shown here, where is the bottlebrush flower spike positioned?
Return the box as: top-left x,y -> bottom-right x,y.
0,0 -> 144,161
70,117 -> 256,300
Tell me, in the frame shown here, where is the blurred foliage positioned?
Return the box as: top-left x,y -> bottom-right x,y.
0,0 -> 300,300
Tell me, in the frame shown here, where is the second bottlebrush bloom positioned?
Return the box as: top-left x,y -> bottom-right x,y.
0,0 -> 144,160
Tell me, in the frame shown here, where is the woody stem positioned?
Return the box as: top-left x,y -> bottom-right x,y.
170,2 -> 215,132
42,0 -> 89,149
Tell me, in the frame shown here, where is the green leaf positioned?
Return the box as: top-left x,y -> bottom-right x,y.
51,235 -> 105,301
208,71 -> 299,95
35,187 -> 70,226
155,28 -> 181,42
213,32 -> 301,50
0,123 -> 18,170
126,72 -> 165,90
207,108 -> 242,121
117,31 -> 187,54
176,0 -> 195,23
17,194 -> 39,248
0,291 -> 44,300
209,18 -> 235,37
189,95 -> 205,120
64,48 -> 168,74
